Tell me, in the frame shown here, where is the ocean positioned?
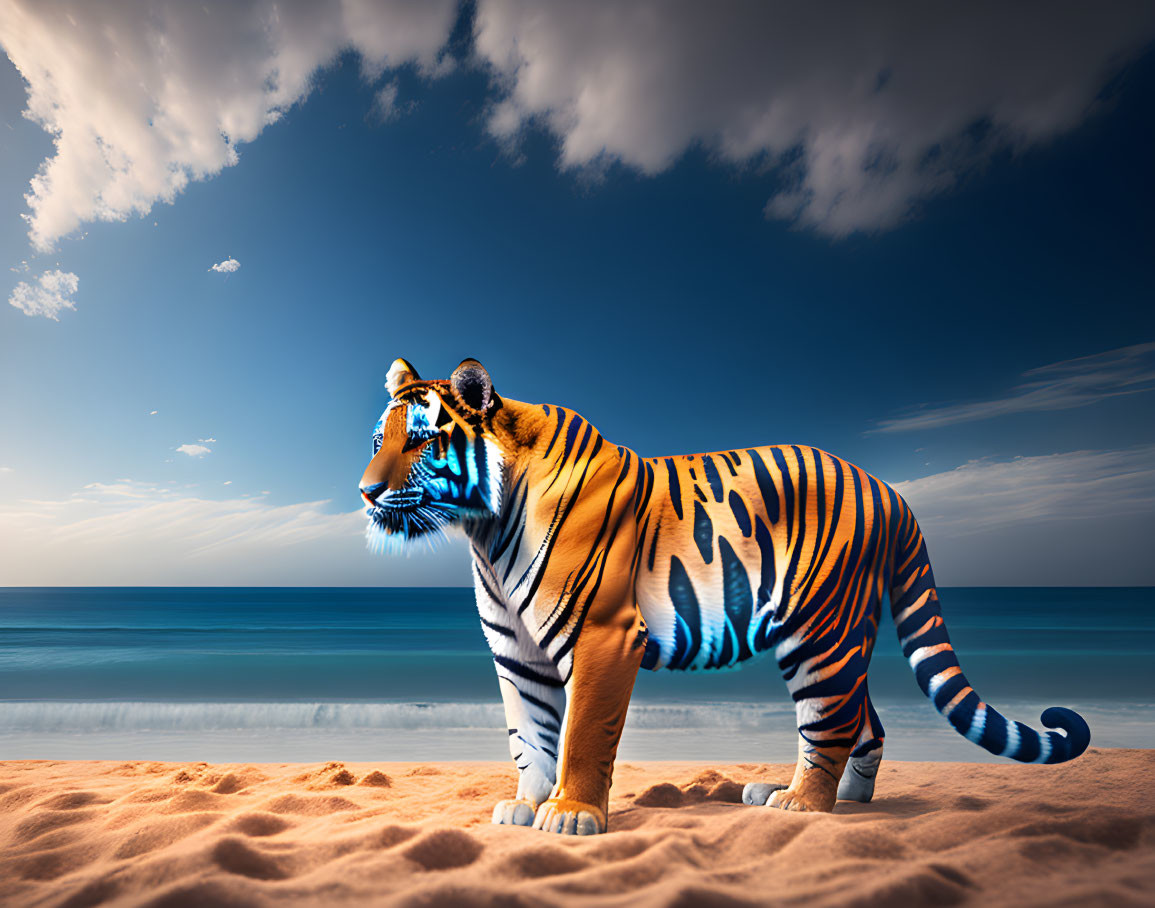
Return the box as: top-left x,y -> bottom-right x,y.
1,587 -> 1151,763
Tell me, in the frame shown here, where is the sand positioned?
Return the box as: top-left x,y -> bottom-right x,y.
2,748 -> 1153,907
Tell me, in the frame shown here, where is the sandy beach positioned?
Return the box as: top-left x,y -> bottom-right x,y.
1,748 -> 1152,906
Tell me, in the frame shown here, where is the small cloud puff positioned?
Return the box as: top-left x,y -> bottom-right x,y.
176,443 -> 211,457
0,466 -> 14,473
8,270 -> 79,320
149,410 -> 158,415
198,437 -> 216,443
372,81 -> 403,122
209,258 -> 240,273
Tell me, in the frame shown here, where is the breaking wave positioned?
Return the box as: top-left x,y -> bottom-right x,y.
0,700 -> 795,733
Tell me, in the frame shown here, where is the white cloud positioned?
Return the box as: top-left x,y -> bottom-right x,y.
149,410 -> 158,415
81,479 -> 176,499
7,268 -> 78,320
0,0 -> 459,251
198,437 -> 217,444
4,4 -> 1152,250
474,1 -> 1155,235
872,341 -> 1155,434
208,258 -> 240,274
890,445 -> 1155,537
886,445 -> 1155,584
0,466 -> 13,473
176,443 -> 211,457
0,478 -> 470,585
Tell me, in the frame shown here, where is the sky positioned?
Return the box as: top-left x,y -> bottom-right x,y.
0,1 -> 1152,586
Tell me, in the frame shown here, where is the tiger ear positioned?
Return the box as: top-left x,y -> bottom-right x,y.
386,358 -> 421,397
450,358 -> 494,413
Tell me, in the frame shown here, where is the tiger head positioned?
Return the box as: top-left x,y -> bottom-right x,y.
360,357 -> 504,548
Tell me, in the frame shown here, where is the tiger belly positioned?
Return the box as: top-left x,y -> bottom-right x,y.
633,449 -> 790,672
636,583 -> 769,671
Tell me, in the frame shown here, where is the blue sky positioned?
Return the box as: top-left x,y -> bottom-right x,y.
0,2 -> 1152,585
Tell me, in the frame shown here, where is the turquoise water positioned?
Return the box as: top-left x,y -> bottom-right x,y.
0,587 -> 1151,761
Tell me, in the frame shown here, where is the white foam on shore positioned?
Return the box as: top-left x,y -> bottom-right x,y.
0,700 -> 1149,763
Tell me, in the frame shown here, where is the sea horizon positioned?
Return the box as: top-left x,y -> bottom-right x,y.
2,586 -> 1151,763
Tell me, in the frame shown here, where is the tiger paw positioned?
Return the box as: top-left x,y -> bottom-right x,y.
837,750 -> 882,803
532,798 -> 605,835
766,784 -> 836,813
741,781 -> 787,806
492,798 -> 537,827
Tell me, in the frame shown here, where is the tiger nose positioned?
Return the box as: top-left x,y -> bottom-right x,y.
361,482 -> 388,505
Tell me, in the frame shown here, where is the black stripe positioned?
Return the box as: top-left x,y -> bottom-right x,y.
647,515 -> 662,571
753,515 -> 777,610
561,415 -> 584,463
493,654 -> 564,688
473,560 -> 504,606
571,421 -> 593,463
543,407 -> 566,459
479,615 -> 515,638
771,447 -> 794,540
701,455 -> 724,502
693,500 -> 714,564
668,556 -> 702,668
501,523 -> 526,583
665,458 -> 683,520
728,490 -> 752,538
489,474 -> 526,562
748,450 -> 779,524
719,535 -> 753,662
518,690 -> 562,726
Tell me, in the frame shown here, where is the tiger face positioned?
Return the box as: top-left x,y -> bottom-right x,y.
360,358 -> 504,548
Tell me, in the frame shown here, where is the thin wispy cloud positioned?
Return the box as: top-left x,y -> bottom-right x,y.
7,269 -> 79,320
871,342 -> 1155,434
890,444 -> 1155,537
0,0 -> 458,251
176,443 -> 211,458
208,258 -> 240,274
0,479 -> 470,585
372,80 -> 403,123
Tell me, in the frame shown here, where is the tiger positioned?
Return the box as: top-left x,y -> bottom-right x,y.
359,357 -> 1091,836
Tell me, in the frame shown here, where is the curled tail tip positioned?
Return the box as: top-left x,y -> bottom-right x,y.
1041,706 -> 1091,762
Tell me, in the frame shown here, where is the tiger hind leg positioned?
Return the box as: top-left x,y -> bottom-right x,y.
763,665 -> 879,812
837,698 -> 884,803
764,730 -> 850,813
740,709 -> 879,808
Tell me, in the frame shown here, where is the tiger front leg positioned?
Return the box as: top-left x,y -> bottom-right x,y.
476,563 -> 569,828
534,601 -> 646,835
490,659 -> 567,828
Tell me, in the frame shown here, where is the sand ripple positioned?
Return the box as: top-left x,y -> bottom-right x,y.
1,749 -> 1153,906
